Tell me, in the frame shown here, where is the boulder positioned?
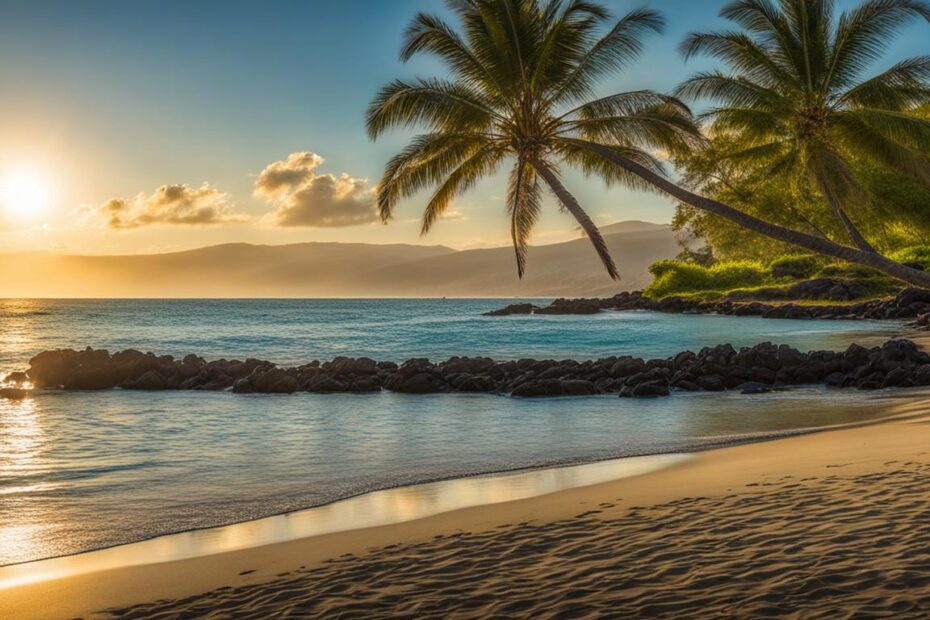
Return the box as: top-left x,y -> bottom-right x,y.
625,380 -> 670,397
3,371 -> 29,386
250,368 -> 298,394
305,375 -> 346,393
739,382 -> 772,394
560,379 -> 596,396
125,370 -> 170,390
385,372 -> 442,394
64,367 -> 115,390
484,303 -> 537,316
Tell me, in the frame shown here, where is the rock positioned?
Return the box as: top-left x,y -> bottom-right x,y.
698,374 -> 726,391
824,372 -> 848,387
448,373 -> 496,392
305,375 -> 345,393
441,357 -> 495,376
534,299 -> 601,315
881,367 -> 912,388
610,357 -> 645,378
2,371 -> 29,385
560,379 -> 596,396
484,303 -> 537,316
64,367 -> 115,390
250,368 -> 298,394
627,380 -> 670,397
232,378 -> 255,394
124,370 -> 170,390
739,381 -> 772,394
511,379 -> 562,397
385,372 -> 442,394
915,365 -> 930,386
349,377 -> 383,392
0,387 -> 30,399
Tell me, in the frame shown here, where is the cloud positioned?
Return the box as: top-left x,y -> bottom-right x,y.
255,152 -> 378,227
88,183 -> 244,229
440,209 -> 468,221
254,152 -> 325,196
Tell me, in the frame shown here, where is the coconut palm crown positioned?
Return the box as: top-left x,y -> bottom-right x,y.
677,0 -> 930,253
367,0 -> 703,279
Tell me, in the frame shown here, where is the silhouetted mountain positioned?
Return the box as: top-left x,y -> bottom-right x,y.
0,222 -> 679,297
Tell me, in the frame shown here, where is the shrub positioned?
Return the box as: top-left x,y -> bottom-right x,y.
769,254 -> 823,279
889,245 -> 930,267
645,260 -> 767,298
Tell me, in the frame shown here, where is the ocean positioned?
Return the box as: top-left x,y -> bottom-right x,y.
0,298 -> 905,565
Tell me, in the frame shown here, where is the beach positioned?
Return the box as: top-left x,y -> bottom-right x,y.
3,385 -> 930,618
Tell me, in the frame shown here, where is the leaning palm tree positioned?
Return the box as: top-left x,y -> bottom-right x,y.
678,0 -> 930,254
367,0 -> 702,279
369,0 -> 930,288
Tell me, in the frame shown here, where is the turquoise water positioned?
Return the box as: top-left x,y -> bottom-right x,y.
0,299 -> 904,565
0,298 -> 899,368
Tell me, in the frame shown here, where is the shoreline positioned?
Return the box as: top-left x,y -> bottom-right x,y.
4,387 -> 930,618
0,387 -> 905,572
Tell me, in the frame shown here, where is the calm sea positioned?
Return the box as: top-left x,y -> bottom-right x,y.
0,299 -> 904,565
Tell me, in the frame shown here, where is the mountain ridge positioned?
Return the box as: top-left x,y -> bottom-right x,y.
0,221 -> 678,298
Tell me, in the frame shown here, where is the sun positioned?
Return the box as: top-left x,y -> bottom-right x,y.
1,168 -> 51,218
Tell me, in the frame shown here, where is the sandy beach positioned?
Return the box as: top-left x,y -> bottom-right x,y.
3,385 -> 930,619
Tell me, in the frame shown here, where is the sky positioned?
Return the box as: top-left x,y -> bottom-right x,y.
0,0 -> 927,255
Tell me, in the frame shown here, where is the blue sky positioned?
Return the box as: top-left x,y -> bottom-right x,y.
0,0 -> 927,254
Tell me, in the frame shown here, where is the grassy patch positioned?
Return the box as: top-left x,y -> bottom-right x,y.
645,251 -> 910,302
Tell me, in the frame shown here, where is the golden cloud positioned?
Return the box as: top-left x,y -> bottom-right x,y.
91,183 -> 244,229
255,152 -> 378,227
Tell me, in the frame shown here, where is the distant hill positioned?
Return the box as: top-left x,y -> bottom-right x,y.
0,221 -> 680,298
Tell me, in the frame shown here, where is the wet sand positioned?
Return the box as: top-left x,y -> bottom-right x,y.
4,386 -> 930,618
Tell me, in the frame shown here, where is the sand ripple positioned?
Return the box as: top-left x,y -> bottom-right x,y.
106,460 -> 930,618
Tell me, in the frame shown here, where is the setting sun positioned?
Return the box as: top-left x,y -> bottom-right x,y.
1,168 -> 50,217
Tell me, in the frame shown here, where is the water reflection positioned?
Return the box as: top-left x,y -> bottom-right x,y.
0,396 -> 51,569
0,453 -> 689,589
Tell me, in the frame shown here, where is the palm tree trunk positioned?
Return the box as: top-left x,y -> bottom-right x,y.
532,159 -> 619,280
568,139 -> 930,289
830,200 -> 878,253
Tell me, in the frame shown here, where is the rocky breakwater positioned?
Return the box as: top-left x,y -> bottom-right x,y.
487,288 -> 930,321
7,339 -> 930,399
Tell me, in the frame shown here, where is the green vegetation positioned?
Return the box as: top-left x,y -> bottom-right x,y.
890,246 -> 930,266
646,260 -> 768,299
644,252 -> 907,301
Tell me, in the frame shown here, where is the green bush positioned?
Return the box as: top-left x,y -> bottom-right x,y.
889,245 -> 930,266
768,254 -> 823,279
645,260 -> 767,298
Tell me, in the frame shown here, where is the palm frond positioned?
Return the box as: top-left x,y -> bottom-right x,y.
366,78 -> 504,139
377,132 -> 495,221
548,7 -> 664,104
675,72 -> 790,111
838,56 -> 930,109
834,112 -> 930,185
827,0 -> 930,90
532,158 -> 619,278
420,144 -> 506,235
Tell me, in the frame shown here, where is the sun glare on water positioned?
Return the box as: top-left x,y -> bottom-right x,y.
1,167 -> 51,218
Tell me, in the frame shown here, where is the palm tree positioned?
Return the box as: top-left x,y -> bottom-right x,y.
367,0 -> 703,279
369,0 -> 930,288
678,0 -> 930,255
